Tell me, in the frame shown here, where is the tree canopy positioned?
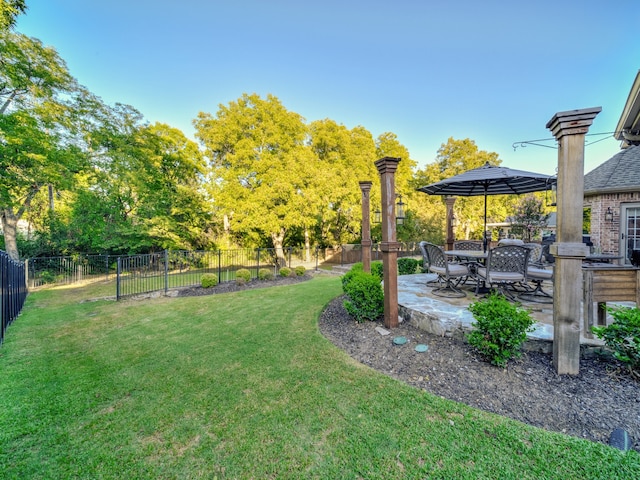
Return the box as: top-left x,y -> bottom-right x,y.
0,0 -> 26,31
2,22 -> 520,259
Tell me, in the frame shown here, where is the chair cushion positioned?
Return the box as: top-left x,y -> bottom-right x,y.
429,266 -> 446,275
487,271 -> 525,282
527,267 -> 553,280
498,239 -> 524,246
448,264 -> 469,276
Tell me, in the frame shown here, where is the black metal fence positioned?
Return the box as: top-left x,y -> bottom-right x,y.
116,247 -> 316,300
25,243 -> 422,300
26,254 -> 113,288
1,250 -> 28,345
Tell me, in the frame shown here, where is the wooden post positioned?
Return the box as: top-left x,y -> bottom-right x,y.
445,196 -> 456,251
359,181 -> 373,273
375,157 -> 401,329
546,107 -> 601,375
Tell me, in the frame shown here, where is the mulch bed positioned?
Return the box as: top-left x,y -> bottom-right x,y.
319,295 -> 640,452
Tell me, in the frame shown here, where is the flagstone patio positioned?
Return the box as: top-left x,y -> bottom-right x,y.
396,273 -> 606,353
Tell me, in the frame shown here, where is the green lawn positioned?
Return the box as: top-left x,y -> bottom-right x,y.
1,276 -> 638,479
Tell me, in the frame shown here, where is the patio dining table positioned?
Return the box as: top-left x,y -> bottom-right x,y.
445,249 -> 489,293
444,250 -> 488,261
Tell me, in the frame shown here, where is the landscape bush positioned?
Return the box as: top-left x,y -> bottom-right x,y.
397,257 -> 420,275
294,265 -> 306,276
279,267 -> 292,277
467,293 -> 535,367
371,261 -> 384,281
258,268 -> 274,280
235,268 -> 251,285
342,270 -> 384,323
592,306 -> 640,379
201,273 -> 218,288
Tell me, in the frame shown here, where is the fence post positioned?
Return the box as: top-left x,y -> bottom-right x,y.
105,255 -> 109,281
164,250 -> 169,294
217,250 -> 222,283
116,257 -> 121,301
256,248 -> 261,279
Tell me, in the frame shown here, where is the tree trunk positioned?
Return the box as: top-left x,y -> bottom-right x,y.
1,208 -> 20,261
271,228 -> 286,266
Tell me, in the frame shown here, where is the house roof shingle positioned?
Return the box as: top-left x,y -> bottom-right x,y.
584,145 -> 640,195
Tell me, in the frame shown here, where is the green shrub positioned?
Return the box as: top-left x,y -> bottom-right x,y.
342,271 -> 384,323
201,273 -> 219,288
592,306 -> 640,379
350,262 -> 364,273
371,261 -> 384,281
39,270 -> 56,284
341,265 -> 361,289
466,293 -> 535,367
294,265 -> 306,276
258,268 -> 274,280
279,267 -> 292,277
235,268 -> 251,284
397,257 -> 420,275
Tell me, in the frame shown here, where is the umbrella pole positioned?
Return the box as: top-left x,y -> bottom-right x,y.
483,192 -> 488,252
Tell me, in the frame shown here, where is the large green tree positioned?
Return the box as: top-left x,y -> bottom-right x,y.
415,137 -> 514,241
0,31 -> 89,260
65,104 -> 212,254
195,93 -> 315,259
307,119 -> 380,246
0,0 -> 26,30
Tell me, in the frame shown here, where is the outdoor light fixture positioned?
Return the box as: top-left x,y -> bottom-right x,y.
547,183 -> 557,207
451,214 -> 457,228
374,208 -> 381,224
396,195 -> 406,225
605,207 -> 613,222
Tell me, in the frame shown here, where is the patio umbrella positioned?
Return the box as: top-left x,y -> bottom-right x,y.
417,162 -> 556,251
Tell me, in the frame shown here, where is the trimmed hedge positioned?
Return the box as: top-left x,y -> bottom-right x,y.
201,273 -> 218,288
342,269 -> 384,322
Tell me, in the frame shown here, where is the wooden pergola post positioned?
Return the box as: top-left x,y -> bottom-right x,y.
445,196 -> 456,251
546,107 -> 601,375
375,156 -> 401,329
359,181 -> 373,273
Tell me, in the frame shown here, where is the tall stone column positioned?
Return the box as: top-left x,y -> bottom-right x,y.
375,157 -> 401,329
359,181 -> 373,273
546,107 -> 601,375
445,196 -> 456,250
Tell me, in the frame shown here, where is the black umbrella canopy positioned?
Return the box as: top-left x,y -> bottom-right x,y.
416,162 -> 556,196
417,162 -> 556,251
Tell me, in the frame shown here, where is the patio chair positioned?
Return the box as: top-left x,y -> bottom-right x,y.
519,243 -> 554,303
419,241 -> 441,286
453,240 -> 483,251
451,240 -> 483,284
422,242 -> 469,298
475,245 -> 530,300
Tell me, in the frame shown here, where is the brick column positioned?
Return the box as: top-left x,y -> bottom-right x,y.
546,107 -> 601,375
359,181 -> 373,273
375,157 -> 401,329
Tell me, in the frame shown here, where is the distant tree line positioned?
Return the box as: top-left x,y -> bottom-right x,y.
1,12 -> 543,261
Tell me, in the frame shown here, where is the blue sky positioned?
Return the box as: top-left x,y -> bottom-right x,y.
15,0 -> 640,175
